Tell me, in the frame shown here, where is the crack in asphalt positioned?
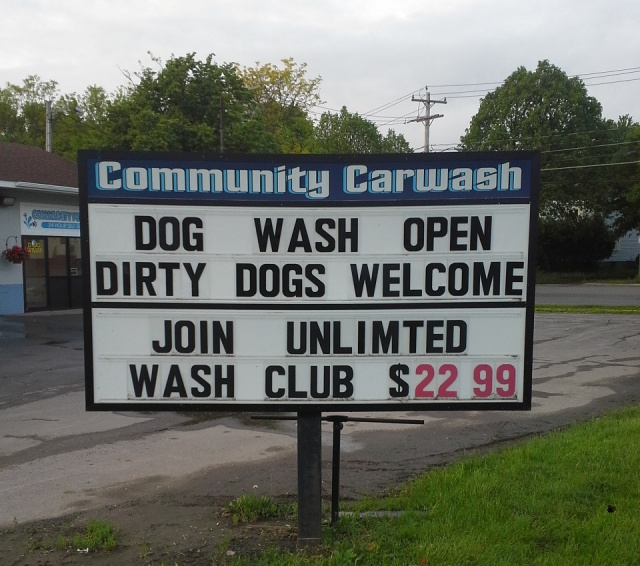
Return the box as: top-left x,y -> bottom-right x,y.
612,329 -> 640,347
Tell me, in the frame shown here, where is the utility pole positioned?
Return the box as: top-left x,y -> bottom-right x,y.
219,95 -> 224,153
45,100 -> 53,152
409,87 -> 446,153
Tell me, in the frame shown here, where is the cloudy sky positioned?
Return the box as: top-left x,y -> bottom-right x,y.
2,0 -> 639,151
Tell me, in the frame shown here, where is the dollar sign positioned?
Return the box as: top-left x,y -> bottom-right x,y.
389,363 -> 409,398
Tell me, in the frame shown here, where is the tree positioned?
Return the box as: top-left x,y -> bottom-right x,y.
240,57 -> 322,112
103,53 -> 257,152
51,86 -> 111,160
461,60 -> 608,209
461,61 -> 603,151
2,54 -> 414,158
238,58 -> 321,153
462,61 -> 640,237
313,106 -> 411,153
595,116 -> 640,236
0,76 -> 114,159
0,75 -> 59,148
537,209 -> 617,271
459,60 -> 640,266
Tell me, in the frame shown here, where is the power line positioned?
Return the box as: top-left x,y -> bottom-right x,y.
542,160 -> 640,172
360,65 -> 640,130
542,140 -> 640,154
307,64 -> 640,150
425,67 -> 640,97
419,67 -> 640,91
582,77 -> 640,87
435,122 -> 640,153
575,66 -> 640,78
362,88 -> 423,116
429,75 -> 640,100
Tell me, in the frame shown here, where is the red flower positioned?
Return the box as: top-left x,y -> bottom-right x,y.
2,245 -> 30,263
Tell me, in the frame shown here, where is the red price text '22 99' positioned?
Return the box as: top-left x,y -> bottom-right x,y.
388,363 -> 517,400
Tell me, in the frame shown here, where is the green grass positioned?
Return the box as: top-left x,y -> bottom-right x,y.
71,519 -> 117,551
28,519 -> 117,554
227,494 -> 294,525
227,406 -> 640,565
535,304 -> 640,314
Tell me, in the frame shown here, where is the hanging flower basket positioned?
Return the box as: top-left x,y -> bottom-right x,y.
2,245 -> 30,264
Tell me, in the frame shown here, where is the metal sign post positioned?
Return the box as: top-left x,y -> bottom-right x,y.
253,413 -> 425,534
297,411 -> 322,546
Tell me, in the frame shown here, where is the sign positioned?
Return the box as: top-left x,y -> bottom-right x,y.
79,151 -> 539,411
21,203 -> 81,237
25,239 -> 44,257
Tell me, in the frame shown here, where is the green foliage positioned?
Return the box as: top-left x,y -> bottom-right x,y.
28,519 -> 117,554
461,60 -> 603,152
536,305 -> 640,314
51,86 -> 112,159
0,75 -> 59,148
596,116 -> 640,236
461,61 -> 605,208
71,519 -> 117,551
2,55 -> 412,159
313,106 -> 411,153
240,58 -> 323,113
537,207 -> 617,270
0,76 -> 113,159
238,58 -> 321,153
227,494 -> 290,524
460,59 -> 640,235
103,52 -> 255,153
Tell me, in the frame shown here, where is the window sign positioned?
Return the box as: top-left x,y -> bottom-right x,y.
21,203 -> 81,237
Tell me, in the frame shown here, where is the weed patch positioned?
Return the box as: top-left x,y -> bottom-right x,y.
71,519 -> 117,551
227,494 -> 293,525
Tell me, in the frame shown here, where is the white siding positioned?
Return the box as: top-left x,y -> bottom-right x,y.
607,230 -> 640,262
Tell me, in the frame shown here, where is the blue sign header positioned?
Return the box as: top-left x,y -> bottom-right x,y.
79,151 -> 538,204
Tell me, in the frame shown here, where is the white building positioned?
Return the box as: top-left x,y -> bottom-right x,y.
0,143 -> 80,314
607,229 -> 640,265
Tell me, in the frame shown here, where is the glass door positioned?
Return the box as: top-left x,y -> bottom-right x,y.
47,237 -> 70,310
23,237 -> 48,310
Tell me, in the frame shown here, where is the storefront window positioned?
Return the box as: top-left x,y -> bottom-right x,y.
22,236 -> 83,311
23,237 -> 47,310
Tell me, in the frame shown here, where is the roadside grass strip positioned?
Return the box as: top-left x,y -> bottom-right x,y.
535,304 -> 640,315
231,405 -> 640,565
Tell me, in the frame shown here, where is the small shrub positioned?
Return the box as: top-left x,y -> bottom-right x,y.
72,520 -> 117,551
227,494 -> 283,524
537,210 -> 617,271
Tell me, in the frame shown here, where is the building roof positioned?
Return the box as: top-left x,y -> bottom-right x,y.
0,142 -> 78,188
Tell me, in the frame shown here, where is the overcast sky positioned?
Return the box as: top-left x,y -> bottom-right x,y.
2,0 -> 639,152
